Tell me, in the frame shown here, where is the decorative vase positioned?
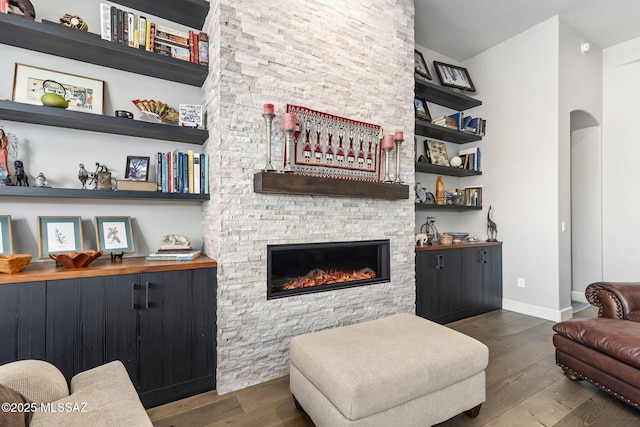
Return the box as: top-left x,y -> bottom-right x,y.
436,175 -> 444,205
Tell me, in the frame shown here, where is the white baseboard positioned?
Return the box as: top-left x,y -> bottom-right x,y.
571,291 -> 587,303
502,299 -> 573,322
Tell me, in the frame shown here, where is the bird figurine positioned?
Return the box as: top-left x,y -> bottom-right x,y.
78,163 -> 89,189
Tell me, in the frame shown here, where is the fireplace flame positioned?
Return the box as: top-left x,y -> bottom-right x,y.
279,267 -> 376,290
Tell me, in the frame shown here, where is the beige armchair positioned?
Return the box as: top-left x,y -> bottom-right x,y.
0,360 -> 152,427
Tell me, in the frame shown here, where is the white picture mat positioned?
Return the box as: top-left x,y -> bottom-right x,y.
101,220 -> 129,250
46,222 -> 77,252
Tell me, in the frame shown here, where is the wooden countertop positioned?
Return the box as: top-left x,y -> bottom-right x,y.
415,241 -> 502,252
0,255 -> 217,285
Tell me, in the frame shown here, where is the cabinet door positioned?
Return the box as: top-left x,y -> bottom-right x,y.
137,268 -> 216,402
416,249 -> 462,322
483,245 -> 503,309
46,276 -> 138,384
436,248 -> 463,318
461,247 -> 485,311
0,281 -> 46,364
416,251 -> 440,320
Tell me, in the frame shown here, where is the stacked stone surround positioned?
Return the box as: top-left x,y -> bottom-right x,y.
202,0 -> 416,394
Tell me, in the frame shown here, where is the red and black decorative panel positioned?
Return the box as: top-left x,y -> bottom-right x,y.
285,104 -> 382,182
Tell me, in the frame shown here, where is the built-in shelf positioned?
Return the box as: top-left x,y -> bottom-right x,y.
415,119 -> 482,144
0,13 -> 207,87
109,0 -> 210,30
415,162 -> 482,177
0,186 -> 209,201
254,172 -> 410,200
0,100 -> 208,144
415,203 -> 481,211
415,78 -> 482,111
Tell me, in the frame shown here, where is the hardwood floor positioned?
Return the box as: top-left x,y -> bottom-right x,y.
147,307 -> 640,426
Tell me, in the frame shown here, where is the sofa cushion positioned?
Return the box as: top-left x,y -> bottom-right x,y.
628,311 -> 640,322
0,383 -> 33,426
553,318 -> 640,370
290,313 -> 488,420
0,360 -> 69,404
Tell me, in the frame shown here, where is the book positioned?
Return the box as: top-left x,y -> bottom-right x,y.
148,22 -> 156,52
193,153 -> 201,194
146,249 -> 202,261
156,25 -> 189,40
138,16 -> 147,48
155,41 -> 190,61
187,149 -> 194,193
127,11 -> 136,47
116,179 -> 158,192
99,3 -> 111,41
198,32 -> 209,66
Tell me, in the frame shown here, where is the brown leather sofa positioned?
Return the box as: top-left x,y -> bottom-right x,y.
552,282 -> 640,410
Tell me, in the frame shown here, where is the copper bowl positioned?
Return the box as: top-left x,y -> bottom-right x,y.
49,250 -> 102,268
0,254 -> 32,273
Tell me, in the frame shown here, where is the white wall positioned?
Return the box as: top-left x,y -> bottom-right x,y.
602,36 -> 640,279
0,0 -> 205,258
463,18 -> 562,320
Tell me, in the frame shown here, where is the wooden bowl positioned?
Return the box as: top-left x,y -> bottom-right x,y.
49,250 -> 102,269
0,254 -> 33,273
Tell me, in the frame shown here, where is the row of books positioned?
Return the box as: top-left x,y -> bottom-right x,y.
99,3 -> 208,65
432,112 -> 486,136
156,150 -> 210,194
458,146 -> 481,172
444,186 -> 483,207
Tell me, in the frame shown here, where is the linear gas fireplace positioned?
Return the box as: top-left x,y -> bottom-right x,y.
267,239 -> 390,299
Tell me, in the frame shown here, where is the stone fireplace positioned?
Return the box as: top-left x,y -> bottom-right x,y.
202,0 -> 416,394
267,240 -> 391,299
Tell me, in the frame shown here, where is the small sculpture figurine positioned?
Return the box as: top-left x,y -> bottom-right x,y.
59,14 -> 88,31
34,172 -> 48,187
9,0 -> 36,20
160,234 -> 191,250
78,163 -> 89,188
110,251 -> 125,262
13,160 -> 29,186
487,205 -> 498,242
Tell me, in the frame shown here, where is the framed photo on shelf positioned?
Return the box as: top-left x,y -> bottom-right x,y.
94,216 -> 134,254
414,97 -> 431,121
414,49 -> 431,80
425,140 -> 450,166
433,61 -> 476,92
0,215 -> 13,255
125,156 -> 151,181
12,63 -> 105,114
37,216 -> 83,259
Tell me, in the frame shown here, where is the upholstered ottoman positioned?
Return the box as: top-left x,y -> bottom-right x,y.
290,313 -> 488,427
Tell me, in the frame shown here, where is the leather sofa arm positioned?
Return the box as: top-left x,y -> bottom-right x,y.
586,282 -> 640,321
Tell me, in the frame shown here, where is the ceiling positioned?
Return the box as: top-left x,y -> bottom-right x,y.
415,0 -> 640,61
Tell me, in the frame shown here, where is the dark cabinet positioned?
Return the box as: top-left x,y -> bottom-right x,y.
0,281 -> 46,364
416,244 -> 502,324
44,267 -> 216,408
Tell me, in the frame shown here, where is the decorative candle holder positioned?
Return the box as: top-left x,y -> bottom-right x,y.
393,137 -> 404,184
262,112 -> 276,172
382,147 -> 393,182
283,129 -> 295,173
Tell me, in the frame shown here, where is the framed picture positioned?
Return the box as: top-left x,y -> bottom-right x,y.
414,97 -> 431,121
125,156 -> 150,181
426,140 -> 450,166
37,216 -> 83,259
433,61 -> 476,92
414,50 -> 431,80
0,215 -> 13,255
95,216 -> 134,254
179,104 -> 203,128
12,63 -> 105,114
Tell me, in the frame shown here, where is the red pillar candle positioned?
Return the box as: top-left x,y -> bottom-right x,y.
283,112 -> 297,130
263,103 -> 274,114
381,134 -> 395,149
394,131 -> 403,140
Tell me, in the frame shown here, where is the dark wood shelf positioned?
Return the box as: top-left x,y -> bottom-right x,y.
0,14 -> 208,87
415,162 -> 482,177
415,119 -> 482,144
0,100 -> 208,144
254,172 -> 410,200
415,78 -> 482,111
0,186 -> 209,201
415,203 -> 481,211
109,0 -> 210,30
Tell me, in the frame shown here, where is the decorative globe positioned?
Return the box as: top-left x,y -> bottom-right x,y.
450,156 -> 462,167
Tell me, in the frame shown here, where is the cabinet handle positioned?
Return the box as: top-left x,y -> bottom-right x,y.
483,250 -> 488,264
144,282 -> 150,309
435,254 -> 444,270
131,283 -> 136,310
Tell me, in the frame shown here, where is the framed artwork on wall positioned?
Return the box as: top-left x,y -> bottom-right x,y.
37,216 -> 83,258
414,97 -> 431,121
433,61 -> 476,92
12,63 -> 105,114
0,215 -> 13,255
425,140 -> 450,166
125,156 -> 150,181
95,216 -> 134,254
414,49 -> 431,80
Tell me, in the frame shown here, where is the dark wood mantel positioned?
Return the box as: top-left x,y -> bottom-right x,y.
253,172 -> 410,200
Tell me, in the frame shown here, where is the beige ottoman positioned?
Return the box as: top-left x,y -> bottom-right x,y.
290,313 -> 488,427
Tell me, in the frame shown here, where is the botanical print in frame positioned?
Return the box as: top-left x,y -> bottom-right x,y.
95,216 -> 134,253
125,156 -> 150,181
12,63 -> 105,114
38,216 -> 83,259
0,215 -> 13,255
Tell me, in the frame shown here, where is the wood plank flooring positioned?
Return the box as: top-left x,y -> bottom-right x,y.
147,307 -> 640,426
